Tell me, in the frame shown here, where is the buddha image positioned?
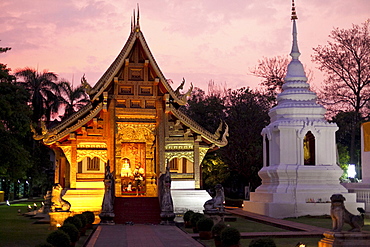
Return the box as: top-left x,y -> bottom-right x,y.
120,158 -> 133,177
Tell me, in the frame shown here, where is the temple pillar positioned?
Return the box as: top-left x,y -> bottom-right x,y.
159,95 -> 166,174
194,138 -> 200,189
70,143 -> 77,189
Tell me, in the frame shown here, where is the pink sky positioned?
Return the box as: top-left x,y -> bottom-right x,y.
1,0 -> 369,91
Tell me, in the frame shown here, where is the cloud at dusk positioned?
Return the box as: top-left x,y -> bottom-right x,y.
1,0 -> 368,90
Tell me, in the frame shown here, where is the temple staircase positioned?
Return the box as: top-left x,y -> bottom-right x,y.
171,189 -> 212,213
113,197 -> 161,224
62,181 -> 104,213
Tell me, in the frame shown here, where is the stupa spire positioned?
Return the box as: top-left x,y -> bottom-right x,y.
291,0 -> 298,20
290,0 -> 300,60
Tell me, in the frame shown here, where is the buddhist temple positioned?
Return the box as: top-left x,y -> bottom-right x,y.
34,8 -> 228,223
243,1 -> 363,218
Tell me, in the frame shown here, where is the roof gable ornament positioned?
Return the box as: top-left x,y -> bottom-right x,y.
174,78 -> 193,102
131,4 -> 140,33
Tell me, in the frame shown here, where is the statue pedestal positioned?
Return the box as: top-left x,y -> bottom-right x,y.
160,212 -> 175,225
99,212 -> 115,225
204,211 -> 226,224
319,231 -> 370,247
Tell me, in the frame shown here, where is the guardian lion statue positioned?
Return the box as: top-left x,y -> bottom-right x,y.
204,184 -> 225,213
330,194 -> 365,232
51,184 -> 71,212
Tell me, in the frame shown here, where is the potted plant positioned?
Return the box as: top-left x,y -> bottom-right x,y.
190,212 -> 204,233
59,223 -> 80,246
249,238 -> 276,247
82,211 -> 95,229
74,214 -> 87,236
183,210 -> 194,228
196,217 -> 214,240
220,227 -> 241,247
212,221 -> 227,247
46,230 -> 71,247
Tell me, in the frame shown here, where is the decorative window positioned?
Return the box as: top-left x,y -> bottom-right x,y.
265,135 -> 270,167
116,100 -> 126,107
120,86 -> 133,95
303,131 -> 315,165
145,101 -> 155,109
129,68 -> 143,80
130,100 -> 141,108
139,86 -> 152,95
169,158 -> 178,170
182,158 -> 187,173
87,157 -> 100,171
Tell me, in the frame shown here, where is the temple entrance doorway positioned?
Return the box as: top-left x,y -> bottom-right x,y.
119,142 -> 146,196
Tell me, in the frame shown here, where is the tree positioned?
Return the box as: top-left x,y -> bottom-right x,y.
15,68 -> 60,123
201,153 -> 230,190
183,84 -> 271,196
250,55 -> 314,102
56,81 -> 89,119
0,79 -> 33,181
181,87 -> 226,133
250,56 -> 290,98
312,19 -> 370,163
220,88 -> 270,192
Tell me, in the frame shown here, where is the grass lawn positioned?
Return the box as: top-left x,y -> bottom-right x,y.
0,199 -> 51,247
0,199 -> 93,247
285,215 -> 370,232
184,214 -> 370,247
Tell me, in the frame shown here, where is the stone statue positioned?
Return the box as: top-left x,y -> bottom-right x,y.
158,166 -> 175,224
204,184 -> 225,213
50,184 -> 71,212
330,194 -> 365,232
42,190 -> 52,213
99,162 -> 115,224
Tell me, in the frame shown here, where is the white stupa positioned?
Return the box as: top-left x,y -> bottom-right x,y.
243,1 -> 363,218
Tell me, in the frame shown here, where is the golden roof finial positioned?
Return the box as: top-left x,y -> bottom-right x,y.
291,0 -> 298,20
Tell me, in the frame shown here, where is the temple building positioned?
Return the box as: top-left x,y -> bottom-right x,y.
243,2 -> 363,218
34,10 -> 227,220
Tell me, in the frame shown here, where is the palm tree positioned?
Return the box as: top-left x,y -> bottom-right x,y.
57,81 -> 90,118
15,67 -> 59,122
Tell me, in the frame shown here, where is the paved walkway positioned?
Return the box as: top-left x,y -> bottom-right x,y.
86,224 -> 203,247
85,208 -> 331,246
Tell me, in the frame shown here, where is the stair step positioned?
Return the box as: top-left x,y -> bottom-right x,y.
114,197 -> 161,224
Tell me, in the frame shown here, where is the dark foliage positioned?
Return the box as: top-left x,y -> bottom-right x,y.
220,227 -> 241,247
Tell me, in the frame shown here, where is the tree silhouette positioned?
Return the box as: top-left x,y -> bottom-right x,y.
56,81 -> 89,119
312,19 -> 370,163
15,68 -> 59,123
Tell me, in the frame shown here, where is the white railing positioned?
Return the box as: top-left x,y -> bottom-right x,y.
353,189 -> 370,211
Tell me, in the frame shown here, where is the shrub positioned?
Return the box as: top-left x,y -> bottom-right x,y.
212,221 -> 227,240
64,216 -> 82,230
183,210 -> 194,222
249,238 -> 276,247
190,212 -> 205,228
197,217 -> 214,231
82,211 -> 95,225
74,214 -> 87,227
59,223 -> 79,243
46,230 -> 71,247
220,227 -> 241,247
